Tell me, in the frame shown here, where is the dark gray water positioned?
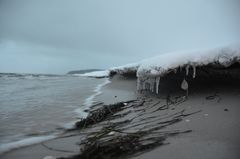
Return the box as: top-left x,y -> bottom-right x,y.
0,73 -> 107,153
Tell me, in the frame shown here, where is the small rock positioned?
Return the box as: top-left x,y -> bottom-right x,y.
224,108 -> 229,111
185,119 -> 190,122
204,114 -> 208,116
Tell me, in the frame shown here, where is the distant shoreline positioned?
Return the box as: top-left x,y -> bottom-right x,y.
67,69 -> 103,75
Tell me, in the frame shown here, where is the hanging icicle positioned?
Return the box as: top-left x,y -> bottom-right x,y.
152,78 -> 155,92
137,78 -> 141,91
155,76 -> 160,94
149,77 -> 155,92
185,65 -> 190,76
142,77 -> 147,90
192,65 -> 196,78
179,66 -> 182,72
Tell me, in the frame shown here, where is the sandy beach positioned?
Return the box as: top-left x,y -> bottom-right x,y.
1,74 -> 240,159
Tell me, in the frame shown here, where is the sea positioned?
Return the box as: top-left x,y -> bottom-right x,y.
0,73 -> 110,154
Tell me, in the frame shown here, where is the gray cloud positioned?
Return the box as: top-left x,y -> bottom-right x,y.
0,0 -> 239,74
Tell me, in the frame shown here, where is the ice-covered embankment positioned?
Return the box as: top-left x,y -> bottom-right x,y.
110,46 -> 240,95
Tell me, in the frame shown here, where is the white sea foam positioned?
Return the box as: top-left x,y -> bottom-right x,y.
0,74 -> 60,80
74,78 -> 111,118
0,134 -> 57,155
61,121 -> 77,129
73,70 -> 109,78
84,78 -> 111,107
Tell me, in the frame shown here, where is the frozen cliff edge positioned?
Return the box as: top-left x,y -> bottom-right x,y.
109,46 -> 240,94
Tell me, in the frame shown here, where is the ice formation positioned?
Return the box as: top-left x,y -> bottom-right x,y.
192,65 -> 196,78
110,46 -> 240,93
155,77 -> 161,94
185,65 -> 190,76
181,78 -> 188,91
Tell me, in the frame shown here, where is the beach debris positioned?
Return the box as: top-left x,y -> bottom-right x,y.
83,109 -> 89,113
224,108 -> 229,111
185,119 -> 190,122
73,100 -> 137,130
90,102 -> 104,107
41,142 -> 76,153
206,95 -> 215,100
62,128 -> 191,159
205,93 -> 221,102
59,97 -> 202,159
204,113 -> 209,116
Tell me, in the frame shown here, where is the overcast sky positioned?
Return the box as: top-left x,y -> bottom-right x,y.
0,0 -> 239,74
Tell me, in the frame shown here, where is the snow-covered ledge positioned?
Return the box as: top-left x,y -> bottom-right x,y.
110,46 -> 240,94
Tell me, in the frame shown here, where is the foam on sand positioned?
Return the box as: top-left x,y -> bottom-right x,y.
74,78 -> 111,118
0,134 -> 57,155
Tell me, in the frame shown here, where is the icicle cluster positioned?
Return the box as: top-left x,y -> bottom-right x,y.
137,76 -> 161,94
136,64 -> 197,94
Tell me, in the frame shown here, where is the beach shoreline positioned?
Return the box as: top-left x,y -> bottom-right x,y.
1,75 -> 240,159
0,76 -> 107,156
0,76 -> 137,159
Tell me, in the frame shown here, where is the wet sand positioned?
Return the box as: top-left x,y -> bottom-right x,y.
1,76 -> 240,159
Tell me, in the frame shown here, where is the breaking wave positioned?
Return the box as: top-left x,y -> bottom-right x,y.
0,73 -> 61,80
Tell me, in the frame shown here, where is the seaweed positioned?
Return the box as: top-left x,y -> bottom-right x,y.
72,100 -> 136,130
58,97 -> 201,159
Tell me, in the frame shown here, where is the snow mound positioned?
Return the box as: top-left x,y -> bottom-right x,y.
110,46 -> 240,93
110,62 -> 140,76
73,70 -> 110,78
